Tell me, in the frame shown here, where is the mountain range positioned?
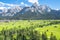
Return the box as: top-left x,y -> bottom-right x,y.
0,3 -> 60,20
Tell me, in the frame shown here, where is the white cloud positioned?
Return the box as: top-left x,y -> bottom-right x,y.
0,2 -> 20,7
0,1 -> 29,10
0,2 -> 29,8
0,2 -> 21,10
56,9 -> 59,10
0,2 -> 4,4
0,2 -> 5,6
20,2 -> 29,7
20,2 -> 24,5
0,7 -> 6,9
5,2 -> 20,7
28,0 -> 39,4
25,4 -> 29,7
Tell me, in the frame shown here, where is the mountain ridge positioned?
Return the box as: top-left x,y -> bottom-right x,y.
0,3 -> 60,20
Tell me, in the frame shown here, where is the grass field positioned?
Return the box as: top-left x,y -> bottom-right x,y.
0,20 -> 60,40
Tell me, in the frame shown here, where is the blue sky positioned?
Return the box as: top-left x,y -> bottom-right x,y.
0,0 -> 60,10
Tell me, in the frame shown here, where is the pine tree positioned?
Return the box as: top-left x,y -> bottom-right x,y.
42,32 -> 48,40
30,30 -> 41,40
50,32 -> 57,40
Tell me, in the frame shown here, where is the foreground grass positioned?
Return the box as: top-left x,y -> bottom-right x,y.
0,20 -> 60,40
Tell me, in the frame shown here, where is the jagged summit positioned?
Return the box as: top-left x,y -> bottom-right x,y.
31,2 -> 39,8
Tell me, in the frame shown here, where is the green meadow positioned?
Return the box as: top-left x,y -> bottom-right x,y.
0,20 -> 60,40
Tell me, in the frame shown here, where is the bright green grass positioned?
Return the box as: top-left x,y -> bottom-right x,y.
0,20 -> 60,40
